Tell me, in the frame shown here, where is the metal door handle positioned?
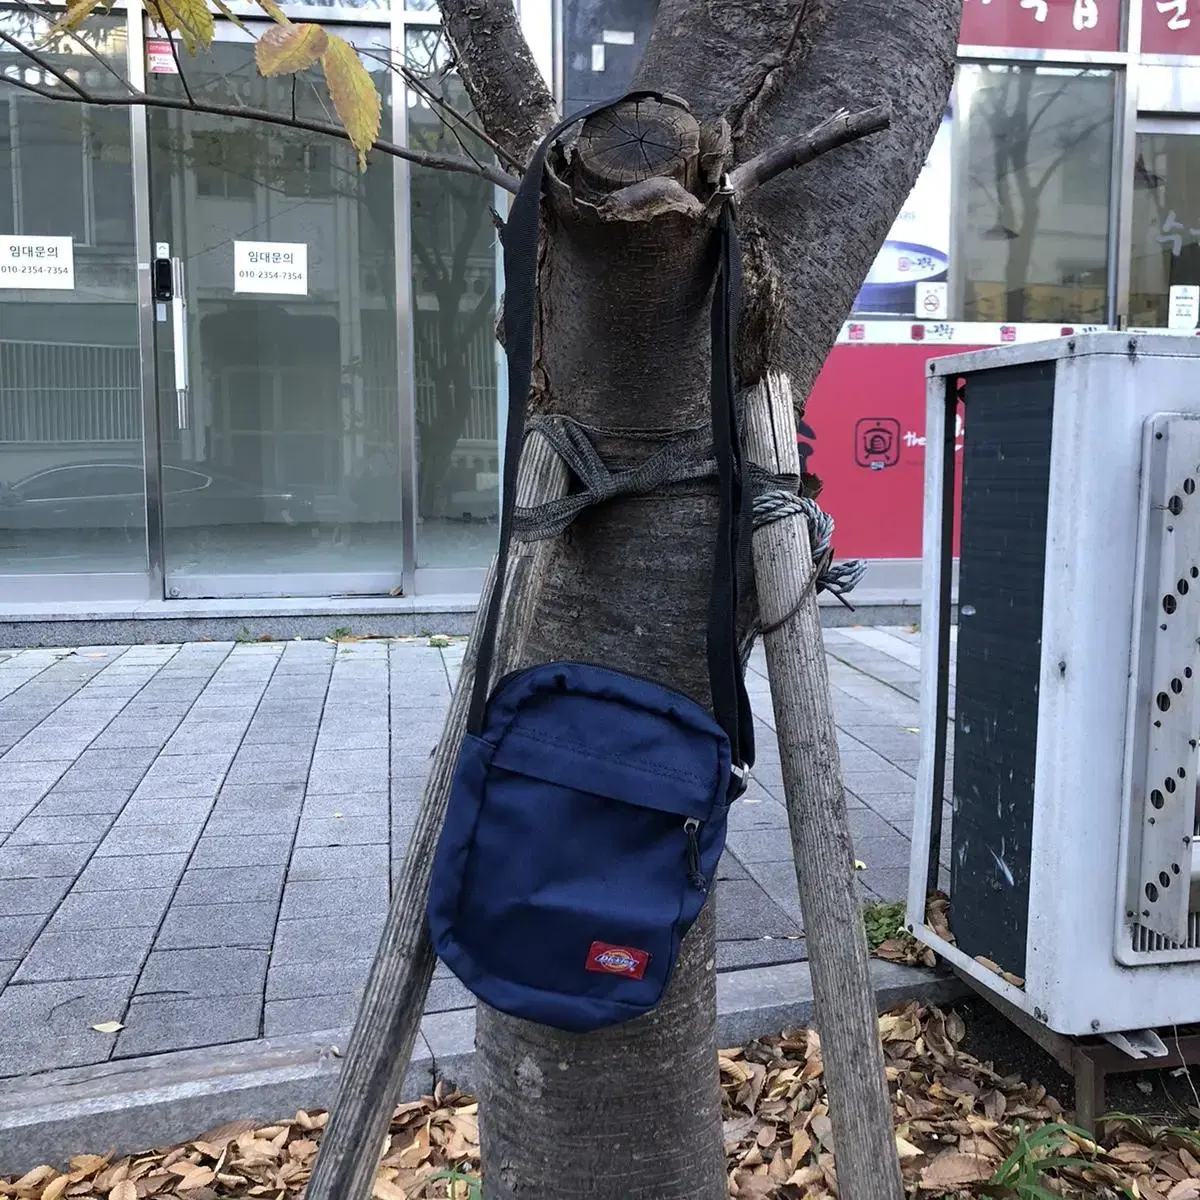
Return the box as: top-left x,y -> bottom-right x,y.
170,256 -> 190,430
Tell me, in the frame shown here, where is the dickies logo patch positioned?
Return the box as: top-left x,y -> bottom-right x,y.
586,941 -> 650,979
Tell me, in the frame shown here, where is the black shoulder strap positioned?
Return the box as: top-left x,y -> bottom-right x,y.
467,94 -> 754,785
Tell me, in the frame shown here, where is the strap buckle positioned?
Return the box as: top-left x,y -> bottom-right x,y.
729,761 -> 749,799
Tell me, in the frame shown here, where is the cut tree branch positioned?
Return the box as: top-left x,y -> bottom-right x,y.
729,103 -> 891,200
0,60 -> 519,191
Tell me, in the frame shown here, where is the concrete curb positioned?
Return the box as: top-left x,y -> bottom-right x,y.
0,961 -> 965,1175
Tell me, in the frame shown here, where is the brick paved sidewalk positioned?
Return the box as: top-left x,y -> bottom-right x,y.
0,627 -> 950,1080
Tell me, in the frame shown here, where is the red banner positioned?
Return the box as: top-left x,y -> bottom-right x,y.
1142,0 -> 1200,54
960,0 -> 1122,50
803,344 -> 975,561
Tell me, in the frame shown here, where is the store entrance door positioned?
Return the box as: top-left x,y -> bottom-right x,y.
147,21 -> 405,598
1130,118 -> 1200,332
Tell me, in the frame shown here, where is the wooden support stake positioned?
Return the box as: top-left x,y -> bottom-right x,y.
744,373 -> 903,1200
305,433 -> 569,1200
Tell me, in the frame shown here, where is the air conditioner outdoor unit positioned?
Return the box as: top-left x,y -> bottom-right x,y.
907,332 -> 1200,1041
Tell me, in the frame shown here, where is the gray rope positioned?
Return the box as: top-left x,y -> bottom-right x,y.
751,490 -> 867,599
513,415 -> 714,541
512,415 -> 865,600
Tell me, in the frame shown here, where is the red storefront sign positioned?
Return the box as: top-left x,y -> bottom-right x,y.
1142,0 -> 1200,54
960,0 -> 1121,50
804,344 -> 976,561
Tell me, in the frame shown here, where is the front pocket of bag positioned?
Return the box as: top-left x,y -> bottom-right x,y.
456,738 -> 719,1007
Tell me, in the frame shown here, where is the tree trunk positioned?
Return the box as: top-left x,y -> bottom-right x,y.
475,100 -> 735,1199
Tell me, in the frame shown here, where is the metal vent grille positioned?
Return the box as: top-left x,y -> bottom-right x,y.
1132,913 -> 1200,953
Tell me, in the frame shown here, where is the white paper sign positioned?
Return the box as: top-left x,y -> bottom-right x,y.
146,40 -> 179,74
1168,284 -> 1200,330
233,241 -> 307,296
0,236 -> 74,289
915,281 -> 949,320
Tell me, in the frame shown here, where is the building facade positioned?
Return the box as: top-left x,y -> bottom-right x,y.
1,0 -> 1198,613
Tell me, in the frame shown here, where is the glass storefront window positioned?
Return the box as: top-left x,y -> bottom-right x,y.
148,25 -> 402,594
0,14 -> 143,577
407,26 -> 501,569
1130,127 -> 1200,329
955,63 -> 1115,324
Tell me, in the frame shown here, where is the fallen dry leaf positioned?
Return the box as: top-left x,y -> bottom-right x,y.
90,1021 -> 123,1034
919,1151 -> 995,1188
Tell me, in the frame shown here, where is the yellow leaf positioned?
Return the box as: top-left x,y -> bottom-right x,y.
321,34 -> 381,171
44,0 -> 102,40
91,1020 -> 123,1033
254,0 -> 290,22
210,0 -> 249,32
109,1182 -> 137,1200
147,0 -> 214,54
256,22 -> 329,77
895,1134 -> 923,1160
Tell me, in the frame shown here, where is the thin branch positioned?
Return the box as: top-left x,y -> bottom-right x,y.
729,103 -> 891,200
147,10 -> 196,107
0,65 -> 519,191
359,44 -> 518,174
0,27 -> 90,99
14,0 -> 138,95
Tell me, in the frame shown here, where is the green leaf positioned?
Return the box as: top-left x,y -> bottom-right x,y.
256,22 -> 329,78
320,33 -> 381,171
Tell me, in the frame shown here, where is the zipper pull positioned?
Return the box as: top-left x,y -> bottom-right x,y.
684,818 -> 706,892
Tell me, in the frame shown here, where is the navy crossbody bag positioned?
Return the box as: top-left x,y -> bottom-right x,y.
427,94 -> 755,1033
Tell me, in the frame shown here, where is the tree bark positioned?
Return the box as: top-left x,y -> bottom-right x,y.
744,373 -> 903,1199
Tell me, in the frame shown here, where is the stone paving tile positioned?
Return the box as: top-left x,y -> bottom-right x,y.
51,887 -> 173,931
73,852 -> 188,892
271,915 -> 386,966
115,994 -> 261,1057
136,948 -> 269,1000
265,959 -> 373,1001
156,901 -> 278,950
294,815 -> 388,847
15,926 -> 157,983
189,834 -> 293,870
32,790 -> 132,817
278,876 -> 390,919
0,914 -> 45,960
7,813 -> 115,845
173,864 -> 286,906
265,992 -> 361,1037
0,976 -> 134,1076
94,822 -> 206,857
0,842 -> 93,880
0,876 -> 73,916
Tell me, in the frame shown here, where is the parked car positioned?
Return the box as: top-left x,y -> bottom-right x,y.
0,462 -> 315,529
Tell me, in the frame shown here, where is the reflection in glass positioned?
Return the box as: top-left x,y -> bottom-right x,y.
0,15 -> 143,576
148,29 -> 402,591
1130,132 -> 1200,329
407,27 -> 500,569
956,64 -> 1115,324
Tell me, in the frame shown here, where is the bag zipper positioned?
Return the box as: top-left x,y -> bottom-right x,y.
684,818 -> 706,892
